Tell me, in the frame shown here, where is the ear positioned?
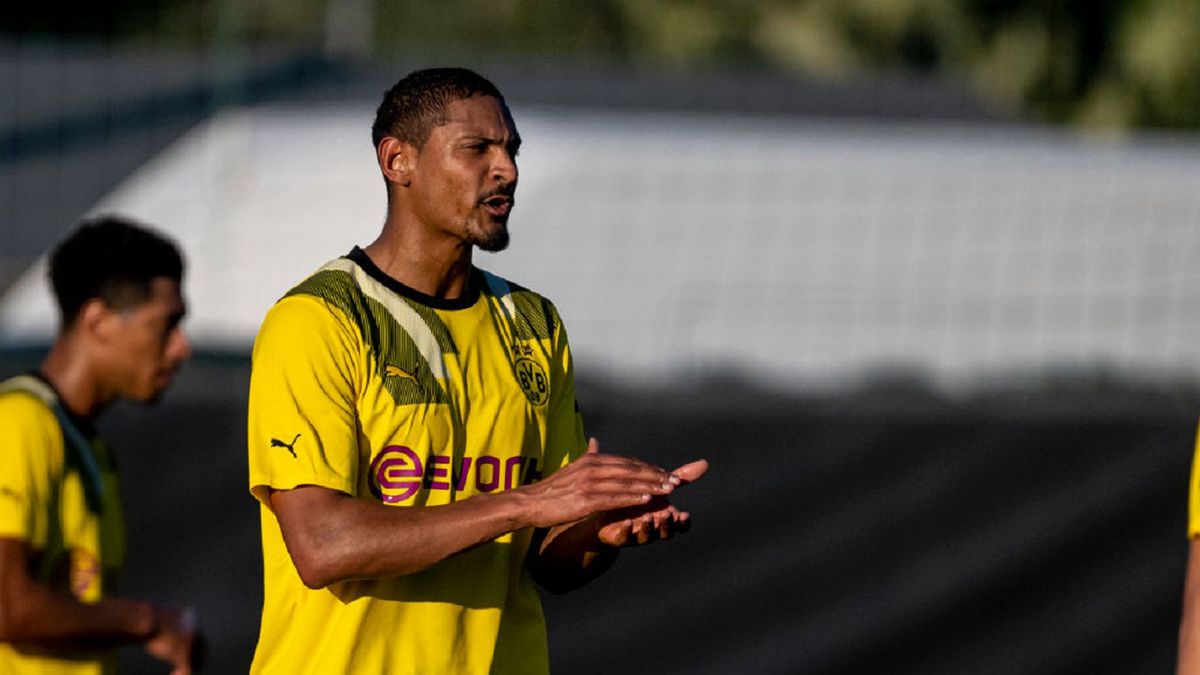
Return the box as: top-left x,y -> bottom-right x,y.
77,298 -> 118,343
377,137 -> 415,188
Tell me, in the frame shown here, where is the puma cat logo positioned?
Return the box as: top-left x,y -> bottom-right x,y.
271,434 -> 300,458
385,364 -> 418,381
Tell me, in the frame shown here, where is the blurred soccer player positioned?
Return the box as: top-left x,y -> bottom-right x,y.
246,67 -> 708,674
0,217 -> 202,674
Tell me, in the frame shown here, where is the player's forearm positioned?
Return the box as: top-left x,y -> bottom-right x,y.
1181,585 -> 1200,673
1182,624 -> 1200,674
0,538 -> 157,647
1182,540 -> 1200,675
275,486 -> 542,588
0,586 -> 155,647
273,447 -> 680,588
1181,599 -> 1200,675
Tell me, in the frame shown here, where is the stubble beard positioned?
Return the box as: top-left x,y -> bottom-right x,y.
468,219 -> 510,252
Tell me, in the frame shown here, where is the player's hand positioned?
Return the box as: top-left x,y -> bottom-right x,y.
595,457 -> 708,547
520,438 -> 680,528
144,604 -> 204,674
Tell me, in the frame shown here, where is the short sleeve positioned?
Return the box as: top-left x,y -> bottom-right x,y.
0,393 -> 57,546
1189,420 -> 1200,538
248,295 -> 363,506
540,303 -> 587,478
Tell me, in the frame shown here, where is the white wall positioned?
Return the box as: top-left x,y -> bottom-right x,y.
3,104 -> 1199,389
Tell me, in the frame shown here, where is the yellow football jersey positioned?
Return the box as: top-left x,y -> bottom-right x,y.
0,375 -> 125,675
1189,422 -> 1200,538
248,248 -> 586,675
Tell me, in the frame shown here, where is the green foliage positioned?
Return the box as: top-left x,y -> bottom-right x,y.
3,0 -> 1196,128
366,0 -> 1200,128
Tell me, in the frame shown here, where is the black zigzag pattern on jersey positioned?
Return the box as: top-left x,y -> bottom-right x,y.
285,270 -> 447,406
488,280 -> 559,342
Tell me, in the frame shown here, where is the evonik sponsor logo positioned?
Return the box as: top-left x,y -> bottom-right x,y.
369,445 -> 543,504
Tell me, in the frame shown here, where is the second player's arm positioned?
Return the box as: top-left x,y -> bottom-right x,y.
270,447 -> 679,589
1179,538 -> 1200,675
0,538 -> 196,670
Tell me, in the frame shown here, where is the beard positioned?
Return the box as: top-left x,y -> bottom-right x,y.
472,184 -> 514,252
468,219 -> 510,252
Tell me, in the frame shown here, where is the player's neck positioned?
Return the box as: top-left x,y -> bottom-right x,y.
40,335 -> 110,420
364,222 -> 475,300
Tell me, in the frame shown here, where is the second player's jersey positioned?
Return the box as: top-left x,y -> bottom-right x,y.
247,247 -> 586,675
0,374 -> 125,675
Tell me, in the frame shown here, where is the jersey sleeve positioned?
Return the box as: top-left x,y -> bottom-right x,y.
540,302 -> 587,477
0,393 -> 56,546
1189,420 -> 1200,538
248,295 -> 363,507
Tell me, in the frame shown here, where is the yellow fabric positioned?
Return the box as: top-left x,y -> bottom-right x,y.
248,254 -> 586,675
1189,421 -> 1200,538
0,381 -> 124,675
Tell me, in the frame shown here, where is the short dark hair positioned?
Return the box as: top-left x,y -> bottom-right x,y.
371,67 -> 505,150
48,215 -> 184,327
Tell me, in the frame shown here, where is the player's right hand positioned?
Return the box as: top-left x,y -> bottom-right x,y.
144,604 -> 205,674
519,438 -> 680,528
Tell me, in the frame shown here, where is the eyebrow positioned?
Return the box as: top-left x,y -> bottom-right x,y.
462,133 -> 519,145
461,133 -> 522,154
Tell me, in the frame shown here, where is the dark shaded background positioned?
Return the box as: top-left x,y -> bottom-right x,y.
2,354 -> 1190,674
4,2 -> 1199,671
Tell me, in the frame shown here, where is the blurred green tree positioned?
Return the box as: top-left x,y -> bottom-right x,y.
3,0 -> 1196,128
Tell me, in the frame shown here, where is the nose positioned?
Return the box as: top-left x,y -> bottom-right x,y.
170,327 -> 193,365
491,148 -> 517,184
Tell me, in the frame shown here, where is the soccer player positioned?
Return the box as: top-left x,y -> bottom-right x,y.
0,217 -> 202,674
246,67 -> 708,674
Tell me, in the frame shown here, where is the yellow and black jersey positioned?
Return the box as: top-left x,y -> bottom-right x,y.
247,247 -> 586,675
0,374 -> 125,675
1189,423 -> 1200,538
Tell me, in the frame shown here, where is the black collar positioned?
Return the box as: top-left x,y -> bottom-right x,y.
345,247 -> 482,311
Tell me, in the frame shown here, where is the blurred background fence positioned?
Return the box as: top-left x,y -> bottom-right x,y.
2,2 -> 1200,673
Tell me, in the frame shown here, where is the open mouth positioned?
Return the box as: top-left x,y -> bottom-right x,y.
480,195 -> 513,217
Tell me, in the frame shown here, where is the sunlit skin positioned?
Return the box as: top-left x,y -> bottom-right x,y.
1179,539 -> 1200,674
365,95 -> 521,300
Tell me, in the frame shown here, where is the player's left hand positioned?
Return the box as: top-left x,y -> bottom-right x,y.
595,458 -> 708,547
144,604 -> 205,675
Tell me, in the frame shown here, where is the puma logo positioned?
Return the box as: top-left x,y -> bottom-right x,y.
385,364 -> 418,382
271,434 -> 300,458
